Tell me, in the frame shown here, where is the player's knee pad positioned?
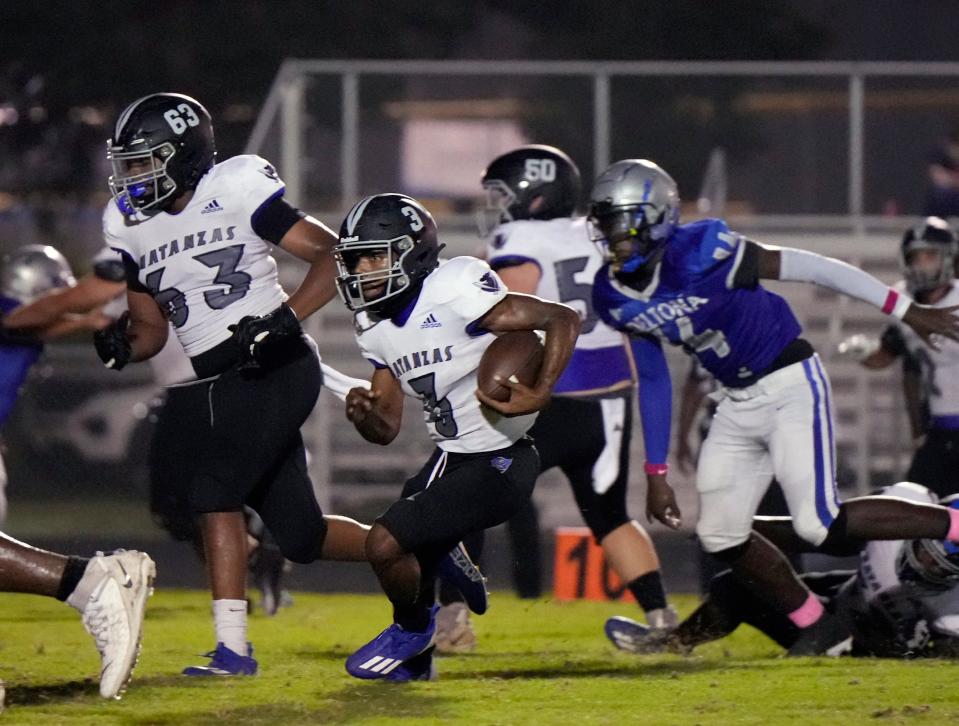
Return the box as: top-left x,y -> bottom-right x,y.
273,516 -> 328,564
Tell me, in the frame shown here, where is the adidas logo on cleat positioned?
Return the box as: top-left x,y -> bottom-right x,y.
201,199 -> 223,214
420,314 -> 442,329
356,655 -> 404,675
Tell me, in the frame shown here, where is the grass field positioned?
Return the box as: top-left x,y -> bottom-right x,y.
0,591 -> 957,725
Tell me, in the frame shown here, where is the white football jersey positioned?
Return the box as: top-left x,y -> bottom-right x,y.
486,217 -> 633,397
848,482 -> 959,641
891,279 -> 959,418
355,256 -> 536,453
103,154 -> 287,357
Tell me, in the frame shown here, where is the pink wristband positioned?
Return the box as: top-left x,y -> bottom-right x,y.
644,462 -> 668,476
881,289 -> 911,320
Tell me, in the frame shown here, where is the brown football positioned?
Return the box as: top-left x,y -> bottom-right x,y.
477,331 -> 545,403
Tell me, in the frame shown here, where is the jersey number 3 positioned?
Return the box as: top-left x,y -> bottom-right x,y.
408,372 -> 458,438
145,244 -> 251,327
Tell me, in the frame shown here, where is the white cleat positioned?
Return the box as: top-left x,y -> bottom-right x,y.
434,602 -> 477,654
79,550 -> 156,699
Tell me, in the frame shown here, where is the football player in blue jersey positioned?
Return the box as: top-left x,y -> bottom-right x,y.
590,159 -> 959,654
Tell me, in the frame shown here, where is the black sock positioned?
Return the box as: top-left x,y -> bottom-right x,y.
55,556 -> 90,601
393,602 -> 433,633
627,571 -> 668,613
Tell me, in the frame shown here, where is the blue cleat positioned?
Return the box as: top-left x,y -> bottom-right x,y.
437,542 -> 489,615
384,646 -> 436,682
346,609 -> 437,680
182,642 -> 258,676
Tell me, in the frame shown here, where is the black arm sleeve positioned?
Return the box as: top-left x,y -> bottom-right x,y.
113,249 -> 149,293
880,324 -> 908,358
731,240 -> 761,289
251,196 -> 306,244
92,257 -> 127,283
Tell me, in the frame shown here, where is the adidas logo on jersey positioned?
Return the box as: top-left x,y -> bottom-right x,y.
201,199 -> 223,214
420,314 -> 442,329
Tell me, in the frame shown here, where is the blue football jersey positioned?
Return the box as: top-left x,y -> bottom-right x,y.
593,219 -> 802,387
0,297 -> 42,428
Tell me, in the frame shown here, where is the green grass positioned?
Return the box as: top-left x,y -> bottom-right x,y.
0,591 -> 957,725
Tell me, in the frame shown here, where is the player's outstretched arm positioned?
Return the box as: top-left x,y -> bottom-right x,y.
346,367 -> 404,445
752,242 -> 959,350
278,217 -> 340,320
3,274 -> 123,331
474,293 -> 580,416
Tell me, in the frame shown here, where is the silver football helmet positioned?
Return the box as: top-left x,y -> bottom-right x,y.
898,495 -> 959,588
1,244 -> 76,304
588,159 -> 680,273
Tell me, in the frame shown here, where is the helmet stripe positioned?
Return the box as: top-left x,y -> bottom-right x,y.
114,94 -> 160,140
345,195 -> 377,236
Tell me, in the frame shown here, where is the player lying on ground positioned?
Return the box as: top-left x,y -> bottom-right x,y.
610,482 -> 959,659
590,159 -> 959,655
336,194 -> 580,681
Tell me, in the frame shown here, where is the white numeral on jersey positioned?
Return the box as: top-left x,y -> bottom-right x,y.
676,316 -> 730,358
401,206 -> 424,231
163,103 -> 201,135
525,158 -> 556,182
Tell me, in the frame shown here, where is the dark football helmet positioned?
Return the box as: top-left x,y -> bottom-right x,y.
107,93 -> 216,217
900,216 -> 957,295
477,145 -> 581,235
898,495 -> 959,588
588,159 -> 680,275
334,194 -> 442,316
1,244 -> 75,304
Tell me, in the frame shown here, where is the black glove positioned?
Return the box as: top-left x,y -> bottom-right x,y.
93,311 -> 132,370
228,303 -> 301,369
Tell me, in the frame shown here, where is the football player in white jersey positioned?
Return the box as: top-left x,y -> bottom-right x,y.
616,482 -> 959,659
336,194 -> 580,681
480,146 -> 678,643
92,93 -> 371,676
844,218 -> 959,498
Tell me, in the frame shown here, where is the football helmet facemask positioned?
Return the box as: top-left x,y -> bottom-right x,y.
588,159 -> 680,275
1,244 -> 76,304
477,145 -> 581,236
898,495 -> 959,589
900,217 -> 957,295
107,93 -> 216,218
334,194 -> 443,317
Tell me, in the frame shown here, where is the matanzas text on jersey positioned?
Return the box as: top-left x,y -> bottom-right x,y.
390,345 -> 454,378
137,225 -> 237,269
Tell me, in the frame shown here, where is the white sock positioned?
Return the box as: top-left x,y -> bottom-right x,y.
212,599 -> 248,655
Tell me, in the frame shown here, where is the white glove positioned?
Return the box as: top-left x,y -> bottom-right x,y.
836,333 -> 880,362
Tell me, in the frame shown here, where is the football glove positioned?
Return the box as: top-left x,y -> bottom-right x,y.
93,311 -> 132,370
228,303 -> 301,369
